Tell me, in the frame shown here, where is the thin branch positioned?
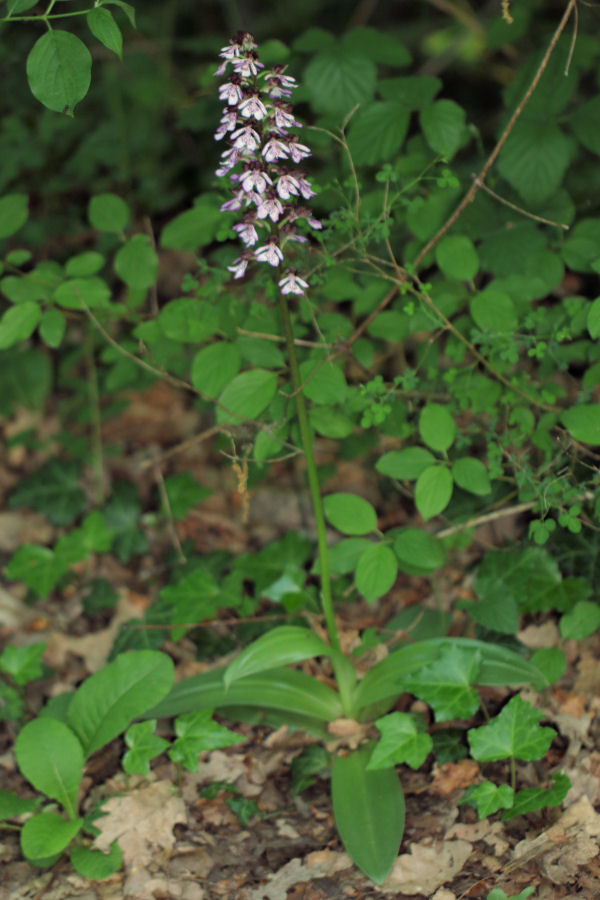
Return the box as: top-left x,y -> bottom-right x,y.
473,175 -> 569,229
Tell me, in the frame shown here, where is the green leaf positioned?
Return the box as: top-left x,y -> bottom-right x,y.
122,720 -> 169,775
144,666 -> 342,724
497,119 -> 572,204
462,594 -> 519,635
216,368 -> 277,425
191,343 -> 241,399
342,27 -> 410,66
39,309 -> 66,348
331,744 -> 405,884
309,406 -> 354,438
0,789 -> 40,820
87,7 -> 122,59
159,567 -> 222,641
67,650 -> 174,757
560,600 -> 600,639
530,648 -> 566,685
468,695 -> 555,762
368,712 -> 432,770
103,482 -> 149,562
393,528 -> 446,574
0,193 -> 28,239
88,193 -> 130,232
561,404 -> 600,445
355,543 -> 398,603
65,251 -> 105,277
460,781 -> 514,818
502,771 -> 570,821
588,297 -> 600,339
435,235 -> 478,281
0,642 -> 46,686
15,718 -> 84,819
5,545 -> 68,598
53,276 -> 111,310
160,201 -> 223,251
157,297 -> 219,342
21,813 -> 82,860
0,301 -> 41,349
114,234 -> 158,290
304,46 -> 377,116
562,218 -> 600,272
26,31 -> 91,115
415,465 -> 453,520
100,0 -> 136,28
299,357 -> 347,405
225,626 -> 332,688
9,459 -> 85,526
70,841 -> 122,879
376,447 -> 435,480
323,492 -> 378,535
169,710 -> 244,770
321,537 -> 373,575
419,403 -> 455,452
404,645 -> 481,722
55,511 -> 115,565
347,102 -> 410,166
470,288 -> 518,333
571,95 -> 600,156
475,547 -> 562,616
487,888 -> 535,900
420,99 -> 466,159
451,458 -> 491,496
291,745 -> 331,794
0,347 -> 52,414
163,472 -> 210,520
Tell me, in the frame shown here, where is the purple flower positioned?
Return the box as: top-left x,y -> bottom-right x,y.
233,214 -> 260,247
240,165 -> 272,194
288,139 -> 311,164
276,171 -> 300,201
255,238 -> 284,266
255,190 -> 284,222
228,256 -> 250,278
272,103 -> 300,130
262,135 -> 289,163
238,92 -> 268,121
232,53 -> 264,77
231,125 -> 261,151
279,270 -> 309,295
219,77 -> 244,106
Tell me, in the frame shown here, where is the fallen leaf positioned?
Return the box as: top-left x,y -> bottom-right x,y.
246,850 -> 351,900
430,760 -> 479,797
382,839 -> 473,894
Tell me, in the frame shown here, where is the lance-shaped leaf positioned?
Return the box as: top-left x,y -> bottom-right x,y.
468,695 -> 556,762
403,645 -> 482,722
15,718 -> 84,820
67,650 -> 174,757
224,626 -> 333,689
368,712 -> 432,770
332,744 -> 405,884
144,665 -> 342,723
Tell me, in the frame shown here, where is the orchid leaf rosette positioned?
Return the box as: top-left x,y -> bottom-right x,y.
214,32 -> 320,295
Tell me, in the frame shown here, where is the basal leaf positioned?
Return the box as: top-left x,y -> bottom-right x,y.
224,626 -> 332,688
67,650 -> 174,757
168,709 -> 244,770
70,841 -> 123,879
26,31 -> 91,115
15,718 -> 84,819
21,813 -> 82,860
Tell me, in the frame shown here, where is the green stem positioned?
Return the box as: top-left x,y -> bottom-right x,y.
85,324 -> 106,504
279,294 -> 340,653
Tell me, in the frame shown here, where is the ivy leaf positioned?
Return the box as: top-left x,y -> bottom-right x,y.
414,465 -> 453,520
55,511 -> 115,565
403,645 -> 482,722
501,771 -> 570,821
0,643 -> 46,686
159,567 -> 222,641
368,712 -> 433,770
460,781 -> 514,818
168,710 -> 244,771
8,459 -> 84,525
122,720 -> 169,775
26,31 -> 92,115
5,545 -> 68,598
103,482 -> 149,562
468,695 -> 556,762
163,472 -> 210,520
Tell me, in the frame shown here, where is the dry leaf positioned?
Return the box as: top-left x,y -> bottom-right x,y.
430,760 -> 479,797
246,850 -> 351,900
382,839 -> 473,894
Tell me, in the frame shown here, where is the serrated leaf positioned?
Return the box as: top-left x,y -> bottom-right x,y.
332,745 -> 405,884
0,301 -> 41,349
304,47 -> 376,116
347,102 -> 410,166
87,7 -> 122,59
114,234 -> 158,289
420,99 -> 466,159
404,645 -> 482,722
216,368 -> 277,425
159,566 -> 221,641
55,511 -> 115,565
355,543 -> 398,603
15,719 -> 84,818
103,482 -> 148,562
376,447 -> 435,480
122,720 -> 169,775
415,465 -> 453,520
562,218 -> 600,272
224,626 -> 332,688
67,650 -> 174,757
435,235 -> 478,281
26,31 -> 91,115
323,492 -> 378,535
476,547 -> 562,616
419,403 -> 455,452
452,458 -> 491,496
570,95 -> 600,156
368,712 -> 432,770
168,709 -> 244,770
88,193 -> 130,232
561,404 -> 600,445
163,472 -> 210,520
497,118 -> 572,204
342,27 -> 410,66
21,813 -> 82,860
0,193 -> 28,239
468,695 -> 555,762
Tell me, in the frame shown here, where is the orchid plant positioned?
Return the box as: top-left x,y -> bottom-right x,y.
139,33 -> 560,885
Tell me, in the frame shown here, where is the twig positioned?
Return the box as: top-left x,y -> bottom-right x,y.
151,455 -> 187,563
435,500 -> 537,538
473,175 -> 569,229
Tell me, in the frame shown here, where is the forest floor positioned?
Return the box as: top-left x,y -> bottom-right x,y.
1,382 -> 600,900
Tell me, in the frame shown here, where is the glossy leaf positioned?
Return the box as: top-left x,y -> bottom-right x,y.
224,626 -> 332,688
460,781 -> 514,818
15,719 -> 84,819
67,650 -> 174,757
331,744 -> 404,884
144,666 -> 342,723
468,695 -> 555,762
